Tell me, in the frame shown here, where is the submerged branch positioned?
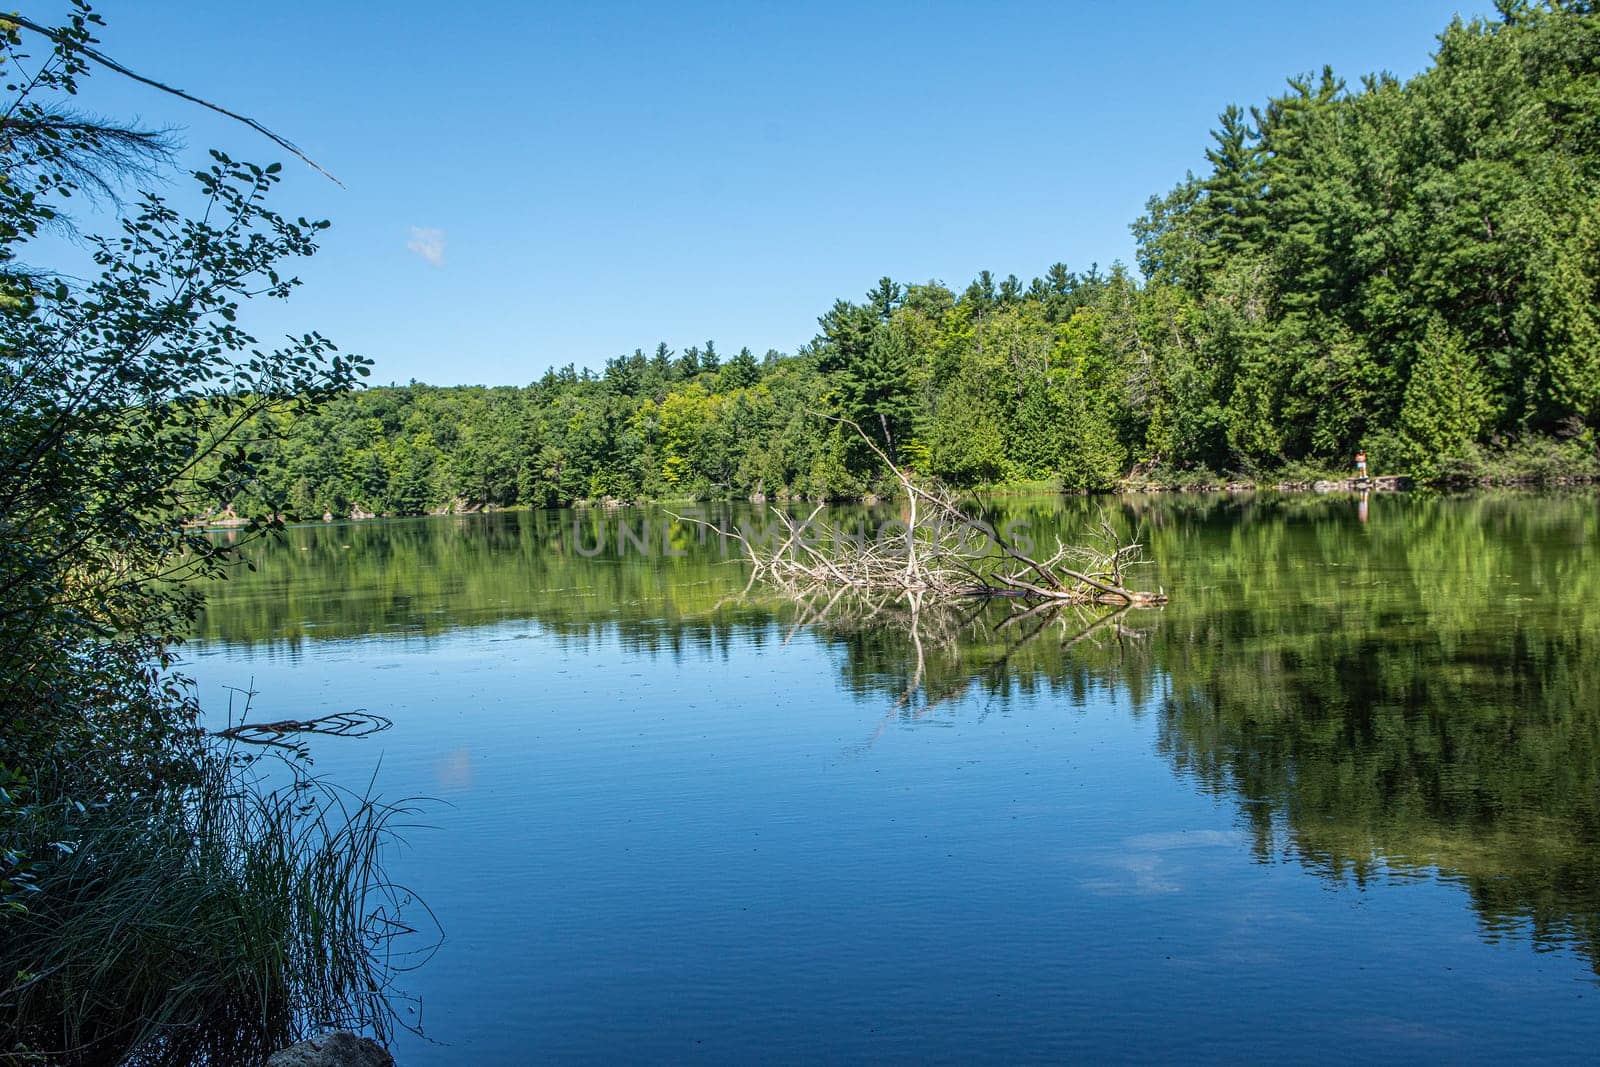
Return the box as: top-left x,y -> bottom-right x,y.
210,710 -> 392,750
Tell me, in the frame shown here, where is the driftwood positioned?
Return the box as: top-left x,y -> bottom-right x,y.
662,421 -> 1168,729
210,711 -> 392,751
681,417 -> 1167,608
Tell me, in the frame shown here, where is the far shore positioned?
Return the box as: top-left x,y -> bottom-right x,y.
187,471 -> 1600,530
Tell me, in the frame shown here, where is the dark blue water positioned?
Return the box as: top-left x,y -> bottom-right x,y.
186,495 -> 1600,1062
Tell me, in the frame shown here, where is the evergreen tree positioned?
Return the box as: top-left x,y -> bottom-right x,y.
1400,320 -> 1495,475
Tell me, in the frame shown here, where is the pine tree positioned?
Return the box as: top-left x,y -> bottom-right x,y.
1400,320 -> 1495,476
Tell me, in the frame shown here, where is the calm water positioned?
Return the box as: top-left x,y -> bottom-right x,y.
186,493 -> 1600,1062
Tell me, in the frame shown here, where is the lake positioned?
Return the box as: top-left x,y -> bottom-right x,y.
185,492 -> 1600,1062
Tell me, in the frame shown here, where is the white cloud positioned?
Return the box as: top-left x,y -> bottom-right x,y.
406,226 -> 445,267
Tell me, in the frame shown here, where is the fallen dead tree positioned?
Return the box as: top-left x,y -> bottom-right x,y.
682,418 -> 1168,608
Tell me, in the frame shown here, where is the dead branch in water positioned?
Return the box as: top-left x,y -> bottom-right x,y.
680,416 -> 1168,608
210,711 -> 392,751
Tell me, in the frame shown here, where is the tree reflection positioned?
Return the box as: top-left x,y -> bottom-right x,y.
198,492 -> 1600,971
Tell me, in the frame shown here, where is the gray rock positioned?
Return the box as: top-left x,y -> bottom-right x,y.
265,1032 -> 394,1067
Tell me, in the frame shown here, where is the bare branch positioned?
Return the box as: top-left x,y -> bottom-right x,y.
8,13 -> 342,184
728,417 -> 1168,608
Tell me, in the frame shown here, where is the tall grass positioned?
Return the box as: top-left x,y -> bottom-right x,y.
1,744 -> 434,1066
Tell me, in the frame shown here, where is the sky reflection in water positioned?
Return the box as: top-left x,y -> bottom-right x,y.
186,493 -> 1600,1062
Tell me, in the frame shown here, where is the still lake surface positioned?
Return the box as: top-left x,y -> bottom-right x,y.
185,492 -> 1600,1062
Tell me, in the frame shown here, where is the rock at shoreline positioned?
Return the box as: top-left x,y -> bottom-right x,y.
266,1032 -> 394,1067
1311,475 -> 1412,493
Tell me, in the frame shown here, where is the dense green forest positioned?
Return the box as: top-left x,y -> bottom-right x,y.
219,2 -> 1600,520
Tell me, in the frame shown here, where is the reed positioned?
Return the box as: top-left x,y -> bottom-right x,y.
1,741 -> 434,1066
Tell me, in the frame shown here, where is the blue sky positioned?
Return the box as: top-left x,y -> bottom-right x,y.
59,1 -> 1486,386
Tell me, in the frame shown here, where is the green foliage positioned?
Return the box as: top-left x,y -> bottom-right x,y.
1116,2 -> 1600,476
182,5 -> 1600,511
3,739 -> 423,1065
1400,320 -> 1497,477
6,4 -> 1600,559
1,4 -> 410,1059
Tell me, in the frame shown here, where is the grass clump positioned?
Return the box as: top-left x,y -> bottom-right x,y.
2,736 -> 433,1066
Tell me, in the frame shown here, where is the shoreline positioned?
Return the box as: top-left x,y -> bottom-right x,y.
1118,472 -> 1600,494
187,471 -> 1600,530
1120,474 -> 1415,494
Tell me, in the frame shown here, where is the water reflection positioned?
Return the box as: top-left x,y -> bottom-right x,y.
194,492 -> 1600,977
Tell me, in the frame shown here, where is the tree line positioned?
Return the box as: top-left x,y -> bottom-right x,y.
217,2 -> 1600,520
